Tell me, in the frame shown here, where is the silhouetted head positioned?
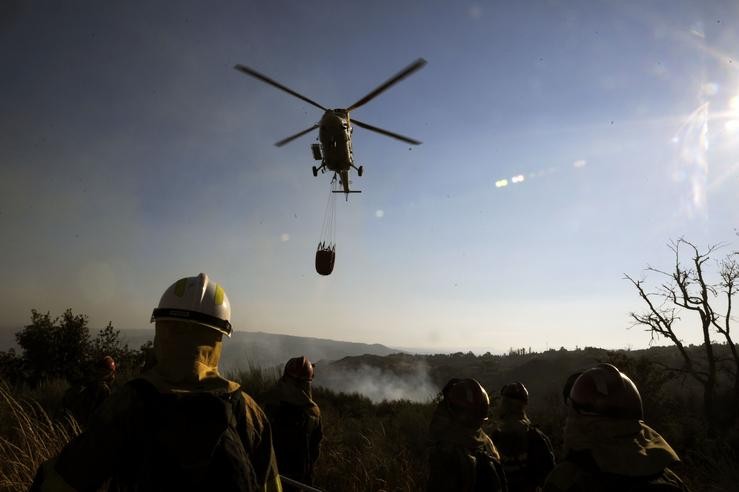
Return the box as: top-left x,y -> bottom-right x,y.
568,363 -> 643,420
500,381 -> 529,404
95,355 -> 116,382
284,356 -> 314,393
442,378 -> 490,429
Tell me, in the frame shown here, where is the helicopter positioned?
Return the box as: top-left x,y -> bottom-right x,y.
234,58 -> 426,198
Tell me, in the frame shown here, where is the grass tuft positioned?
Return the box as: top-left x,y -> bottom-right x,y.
0,381 -> 81,492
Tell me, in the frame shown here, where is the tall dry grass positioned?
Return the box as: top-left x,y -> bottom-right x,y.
2,366 -> 737,492
235,367 -> 432,491
0,381 -> 80,492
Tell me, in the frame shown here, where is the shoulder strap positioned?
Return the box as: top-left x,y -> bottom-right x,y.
229,391 -> 252,452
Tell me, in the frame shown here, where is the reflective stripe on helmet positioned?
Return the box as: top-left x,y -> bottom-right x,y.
151,308 -> 233,336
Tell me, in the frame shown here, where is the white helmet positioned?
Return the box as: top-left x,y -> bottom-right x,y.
150,273 -> 232,337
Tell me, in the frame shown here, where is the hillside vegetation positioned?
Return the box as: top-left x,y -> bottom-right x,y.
2,348 -> 738,491
2,308 -> 738,491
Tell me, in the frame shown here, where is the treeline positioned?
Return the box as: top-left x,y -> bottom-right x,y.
0,309 -> 152,388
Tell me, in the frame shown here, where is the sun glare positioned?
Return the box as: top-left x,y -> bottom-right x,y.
726,120 -> 739,134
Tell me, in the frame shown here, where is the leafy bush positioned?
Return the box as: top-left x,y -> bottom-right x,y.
0,309 -> 150,388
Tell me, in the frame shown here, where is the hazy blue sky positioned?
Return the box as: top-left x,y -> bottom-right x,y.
1,0 -> 738,352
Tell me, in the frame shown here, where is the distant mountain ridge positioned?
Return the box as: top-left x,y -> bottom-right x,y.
123,329 -> 399,371
316,344 -> 715,404
0,328 -> 398,371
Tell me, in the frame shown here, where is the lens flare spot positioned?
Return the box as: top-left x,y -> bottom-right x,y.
280,233 -> 290,242
511,175 -> 525,184
573,159 -> 587,168
375,209 -> 384,218
467,5 -> 482,19
495,179 -> 509,188
702,82 -> 719,96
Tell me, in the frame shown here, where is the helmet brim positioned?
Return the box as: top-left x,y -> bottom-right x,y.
151,308 -> 233,337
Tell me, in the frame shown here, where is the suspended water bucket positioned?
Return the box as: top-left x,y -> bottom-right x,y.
315,179 -> 338,275
315,244 -> 336,276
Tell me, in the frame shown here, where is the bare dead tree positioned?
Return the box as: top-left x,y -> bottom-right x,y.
712,252 -> 739,418
625,238 -> 739,432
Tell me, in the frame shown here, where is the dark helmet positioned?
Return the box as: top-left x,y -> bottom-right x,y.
569,363 -> 643,420
284,356 -> 314,382
443,378 -> 490,422
98,356 -> 116,373
500,381 -> 529,403
562,371 -> 583,405
94,355 -> 116,380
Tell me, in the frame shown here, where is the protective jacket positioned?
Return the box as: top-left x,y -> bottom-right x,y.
427,403 -> 507,492
61,379 -> 112,428
32,321 -> 282,492
489,397 -> 555,492
543,411 -> 689,492
262,378 -> 322,490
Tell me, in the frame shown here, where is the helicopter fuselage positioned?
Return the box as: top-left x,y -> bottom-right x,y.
234,58 -> 426,198
318,110 -> 353,172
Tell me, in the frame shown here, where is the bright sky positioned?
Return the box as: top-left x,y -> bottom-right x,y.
2,1 -> 738,352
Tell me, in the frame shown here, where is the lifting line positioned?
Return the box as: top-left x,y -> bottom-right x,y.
318,176 -> 338,248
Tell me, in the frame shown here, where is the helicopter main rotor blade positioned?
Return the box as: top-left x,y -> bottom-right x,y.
351,119 -> 422,145
275,124 -> 319,147
234,64 -> 328,112
346,58 -> 427,112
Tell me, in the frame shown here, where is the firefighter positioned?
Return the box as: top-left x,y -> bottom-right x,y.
544,363 -> 690,492
31,273 -> 282,492
488,382 -> 555,492
61,355 -> 117,427
262,356 -> 323,491
428,378 -> 507,491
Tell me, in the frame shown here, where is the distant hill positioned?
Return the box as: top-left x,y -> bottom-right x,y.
0,327 -> 398,372
315,344 -> 719,405
121,329 -> 399,372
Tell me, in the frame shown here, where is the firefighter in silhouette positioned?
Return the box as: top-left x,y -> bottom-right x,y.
544,363 -> 690,492
61,355 -> 117,427
262,356 -> 323,491
427,378 -> 507,492
487,382 -> 555,492
31,273 -> 282,492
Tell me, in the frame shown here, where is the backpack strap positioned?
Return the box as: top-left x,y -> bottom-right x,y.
227,390 -> 254,455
